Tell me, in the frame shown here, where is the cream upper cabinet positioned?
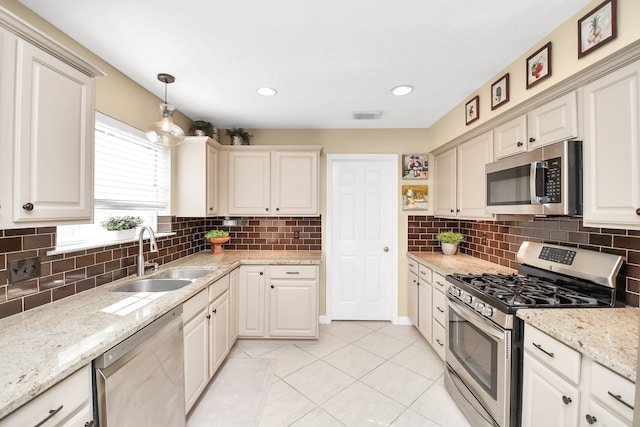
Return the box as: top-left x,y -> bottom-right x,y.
174,136 -> 219,216
527,91 -> 578,149
0,15 -> 103,229
434,130 -> 493,219
493,115 -> 528,159
226,147 -> 321,217
582,59 -> 640,230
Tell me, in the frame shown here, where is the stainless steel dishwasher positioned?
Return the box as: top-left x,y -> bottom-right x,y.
94,307 -> 185,427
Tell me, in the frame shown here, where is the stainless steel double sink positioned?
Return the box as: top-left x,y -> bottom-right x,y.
112,268 -> 215,292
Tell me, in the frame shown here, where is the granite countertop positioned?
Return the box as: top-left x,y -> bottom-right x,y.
517,308 -> 639,381
0,250 -> 322,419
407,251 -> 516,276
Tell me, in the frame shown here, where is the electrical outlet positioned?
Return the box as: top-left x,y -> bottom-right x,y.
293,230 -> 300,239
8,257 -> 41,284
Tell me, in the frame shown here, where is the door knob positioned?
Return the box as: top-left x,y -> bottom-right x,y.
383,247 -> 389,252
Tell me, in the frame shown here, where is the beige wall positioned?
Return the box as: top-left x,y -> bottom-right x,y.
0,0 -> 192,131
428,0 -> 640,150
249,129 -> 431,317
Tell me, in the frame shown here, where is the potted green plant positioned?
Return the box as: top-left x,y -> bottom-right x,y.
205,229 -> 230,254
101,215 -> 144,240
436,231 -> 464,255
189,120 -> 215,138
225,127 -> 253,146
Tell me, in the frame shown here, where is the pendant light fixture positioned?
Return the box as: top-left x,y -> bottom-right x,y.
145,73 -> 185,147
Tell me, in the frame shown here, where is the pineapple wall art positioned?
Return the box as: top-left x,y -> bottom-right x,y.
578,0 -> 617,58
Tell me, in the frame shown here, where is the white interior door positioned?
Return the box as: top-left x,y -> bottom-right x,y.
327,155 -> 398,322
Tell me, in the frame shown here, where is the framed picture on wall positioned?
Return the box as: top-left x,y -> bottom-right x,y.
491,74 -> 509,110
578,0 -> 617,58
402,185 -> 428,211
465,95 -> 479,125
402,154 -> 428,180
526,42 -> 552,89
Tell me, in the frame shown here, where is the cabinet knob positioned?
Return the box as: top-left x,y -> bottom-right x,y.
259,272 -> 263,275
212,309 -> 217,314
529,137 -> 536,143
265,207 -> 269,212
270,284 -> 275,289
516,141 -> 523,147
383,247 -> 389,252
206,314 -> 211,319
85,421 -> 96,427
585,414 -> 597,424
450,209 -> 454,213
562,395 -> 572,405
22,202 -> 34,211
636,208 -> 640,216
276,207 -> 280,211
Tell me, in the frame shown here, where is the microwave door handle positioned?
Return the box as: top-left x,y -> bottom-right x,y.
530,161 -> 548,204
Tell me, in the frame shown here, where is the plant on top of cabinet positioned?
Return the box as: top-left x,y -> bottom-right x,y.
189,120 -> 215,138
436,231 -> 463,255
205,229 -> 230,254
225,128 -> 253,145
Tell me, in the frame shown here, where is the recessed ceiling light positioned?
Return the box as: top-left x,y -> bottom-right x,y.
391,85 -> 414,96
257,87 -> 277,96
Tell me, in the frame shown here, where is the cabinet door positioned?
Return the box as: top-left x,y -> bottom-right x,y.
174,138 -> 208,217
229,267 -> 239,344
407,270 -> 419,327
494,115 -> 527,159
228,151 -> 271,215
583,60 -> 640,230
417,281 -> 432,342
206,144 -> 219,215
434,147 -> 457,218
457,130 -> 494,219
272,151 -> 319,216
209,292 -> 230,376
13,39 -> 94,223
268,279 -> 318,337
527,91 -> 578,148
183,309 -> 208,413
522,352 -> 580,427
238,266 -> 266,337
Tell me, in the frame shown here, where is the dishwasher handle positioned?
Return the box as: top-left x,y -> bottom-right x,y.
94,306 -> 182,369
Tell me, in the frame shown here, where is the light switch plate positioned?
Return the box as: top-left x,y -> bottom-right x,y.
8,257 -> 41,284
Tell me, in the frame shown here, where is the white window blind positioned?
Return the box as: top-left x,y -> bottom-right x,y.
94,115 -> 169,210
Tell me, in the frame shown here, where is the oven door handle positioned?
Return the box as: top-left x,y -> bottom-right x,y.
447,296 -> 505,340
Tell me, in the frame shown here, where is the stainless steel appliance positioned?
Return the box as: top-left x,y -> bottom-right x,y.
94,307 -> 185,427
445,241 -> 624,427
485,140 -> 582,216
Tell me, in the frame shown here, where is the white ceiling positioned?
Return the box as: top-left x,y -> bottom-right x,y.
19,0 -> 593,129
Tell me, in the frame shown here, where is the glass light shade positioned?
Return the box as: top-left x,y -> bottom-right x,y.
145,103 -> 185,147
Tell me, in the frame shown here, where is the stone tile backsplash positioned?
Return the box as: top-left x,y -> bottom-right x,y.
0,216 -> 322,319
408,215 -> 640,307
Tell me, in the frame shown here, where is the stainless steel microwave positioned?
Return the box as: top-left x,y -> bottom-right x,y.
485,140 -> 582,216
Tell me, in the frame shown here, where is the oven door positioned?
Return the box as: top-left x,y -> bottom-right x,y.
446,296 -> 510,427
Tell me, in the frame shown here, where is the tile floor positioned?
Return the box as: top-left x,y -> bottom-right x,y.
202,321 -> 473,427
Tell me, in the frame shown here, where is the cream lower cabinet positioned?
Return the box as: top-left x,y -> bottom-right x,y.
582,59 -> 640,231
182,274 -> 232,413
407,258 -> 438,351
522,325 -> 635,427
238,265 -> 319,339
0,365 -> 94,427
431,272 -> 447,360
229,267 -> 239,343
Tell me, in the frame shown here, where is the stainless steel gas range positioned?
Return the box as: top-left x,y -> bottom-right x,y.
444,241 -> 624,427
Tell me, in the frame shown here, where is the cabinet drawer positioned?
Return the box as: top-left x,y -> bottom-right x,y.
432,321 -> 446,361
270,265 -> 317,279
209,274 -> 230,303
590,362 -> 635,422
1,365 -> 91,427
418,264 -> 432,284
432,272 -> 447,292
524,326 -> 581,384
432,289 -> 446,326
183,289 -> 207,323
408,259 -> 419,275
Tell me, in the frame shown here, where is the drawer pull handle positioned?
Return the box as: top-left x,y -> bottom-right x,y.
285,271 -> 300,275
436,306 -> 444,313
436,281 -> 445,288
33,405 -> 63,427
532,342 -> 554,358
607,391 -> 634,410
585,414 -> 597,424
562,395 -> 572,405
85,421 -> 96,427
435,339 -> 443,347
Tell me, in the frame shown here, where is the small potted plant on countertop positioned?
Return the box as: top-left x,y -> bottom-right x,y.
225,127 -> 253,145
101,215 -> 144,240
436,231 -> 464,255
205,229 -> 230,254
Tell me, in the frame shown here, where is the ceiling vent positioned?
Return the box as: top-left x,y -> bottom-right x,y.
352,111 -> 383,120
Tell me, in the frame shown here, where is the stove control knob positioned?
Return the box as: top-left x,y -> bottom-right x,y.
449,287 -> 461,297
483,306 -> 494,317
475,302 -> 485,313
464,294 -> 473,304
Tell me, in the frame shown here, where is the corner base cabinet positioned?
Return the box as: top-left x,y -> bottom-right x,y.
238,265 -> 319,339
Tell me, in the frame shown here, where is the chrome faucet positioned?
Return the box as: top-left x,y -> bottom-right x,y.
137,226 -> 159,276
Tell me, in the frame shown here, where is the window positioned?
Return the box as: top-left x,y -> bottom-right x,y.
56,113 -> 170,248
